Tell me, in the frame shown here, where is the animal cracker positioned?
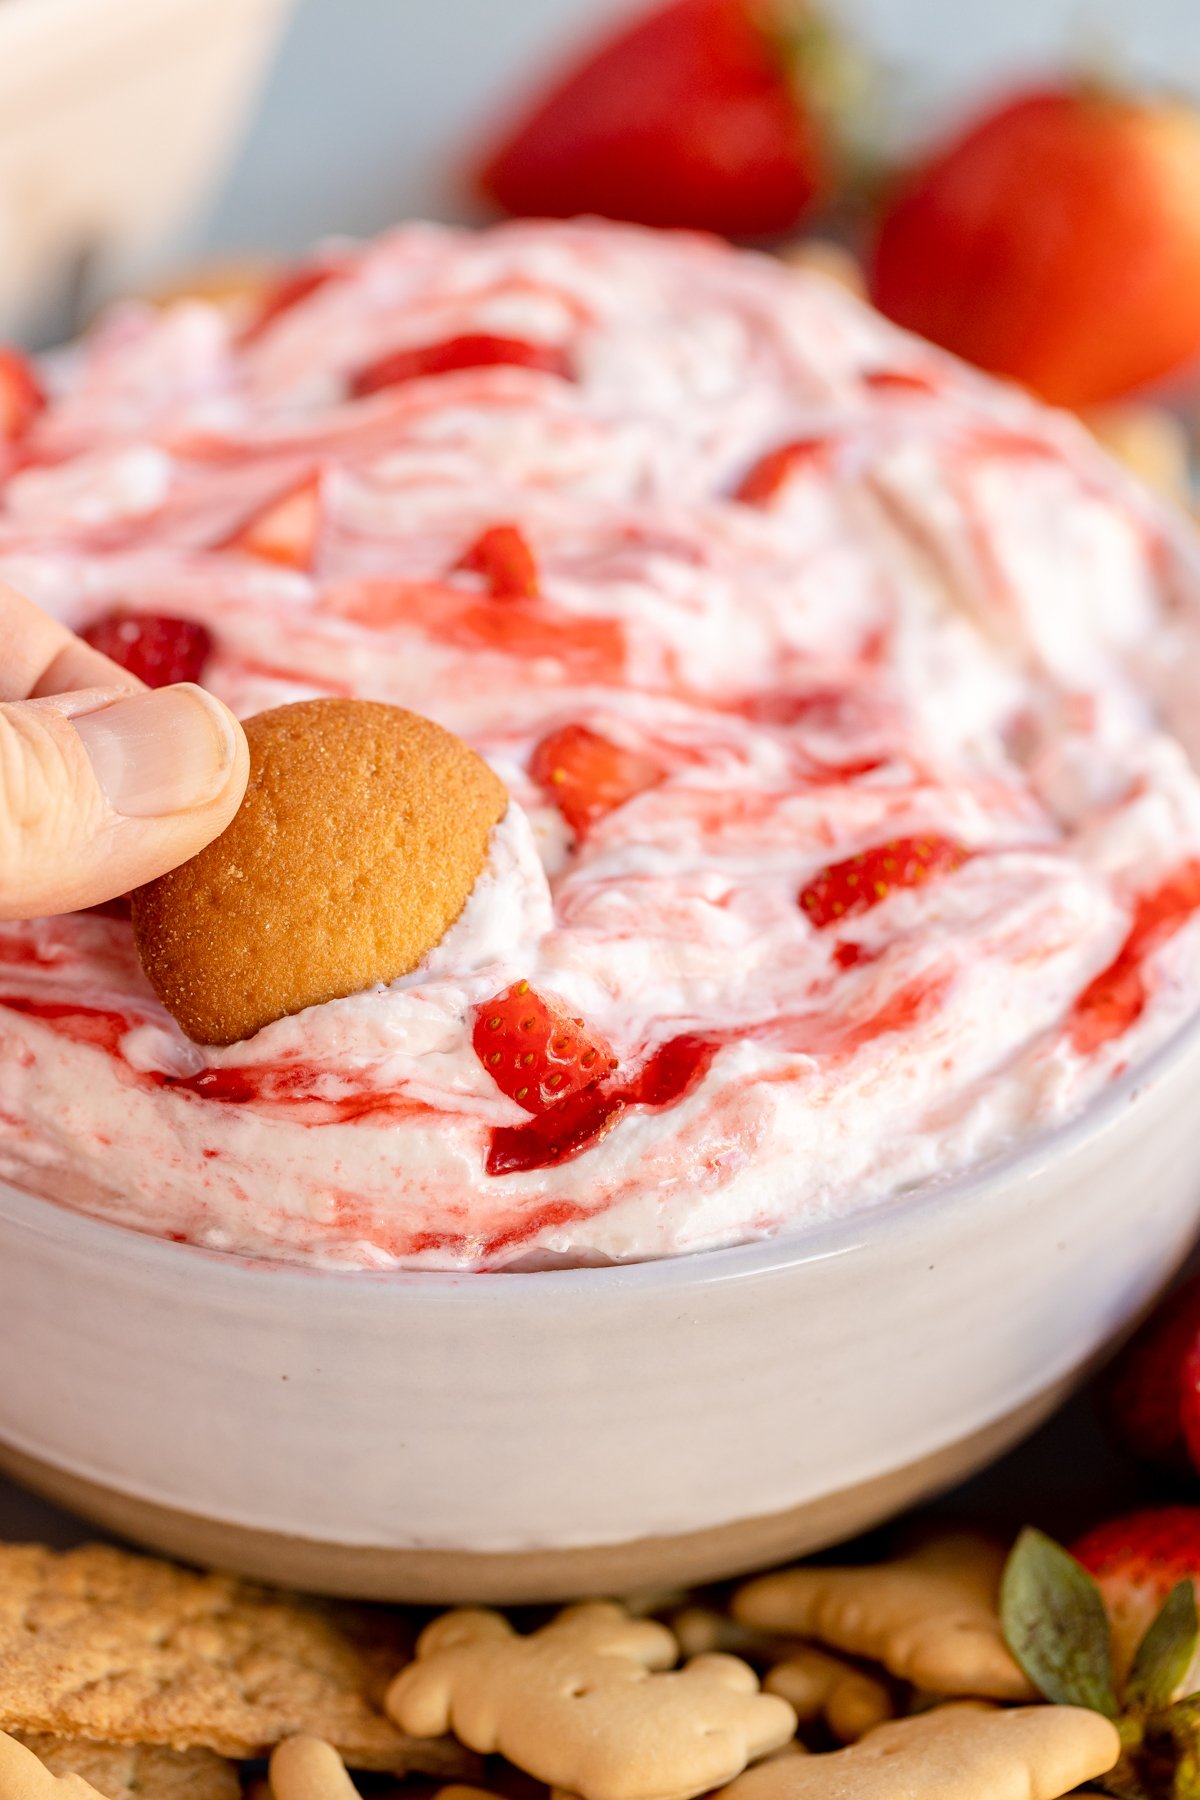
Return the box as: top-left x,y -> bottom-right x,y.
386,1603 -> 797,1800
734,1531 -> 1034,1700
763,1648 -> 893,1743
713,1703 -> 1120,1800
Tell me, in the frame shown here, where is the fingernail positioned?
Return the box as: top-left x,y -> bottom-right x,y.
74,685 -> 239,818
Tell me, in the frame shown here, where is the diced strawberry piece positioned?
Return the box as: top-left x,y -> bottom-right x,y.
799,836 -> 969,929
455,524 -> 539,599
82,612 -> 213,688
0,348 -> 45,441
473,980 -> 616,1114
242,263 -> 339,344
350,334 -> 573,398
734,438 -> 826,505
530,724 -> 664,835
223,473 -> 322,570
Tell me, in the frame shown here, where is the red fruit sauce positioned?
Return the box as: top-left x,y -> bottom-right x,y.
734,438 -> 827,505
350,334 -> 573,399
485,1031 -> 718,1176
1071,862 -> 1200,1053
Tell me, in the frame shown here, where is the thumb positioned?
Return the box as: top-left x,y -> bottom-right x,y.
0,684 -> 249,920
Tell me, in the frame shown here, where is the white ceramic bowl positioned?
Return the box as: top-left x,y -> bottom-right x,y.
3,1011 -> 1200,1603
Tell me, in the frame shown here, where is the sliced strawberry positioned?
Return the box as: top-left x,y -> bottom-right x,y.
530,724 -> 664,836
350,334 -> 573,399
473,980 -> 616,1115
799,836 -> 969,929
0,348 -> 45,441
223,473 -> 322,570
734,438 -> 827,505
1101,1274 -> 1200,1471
455,524 -> 539,599
241,262 -> 339,344
81,612 -> 213,688
475,0 -> 832,238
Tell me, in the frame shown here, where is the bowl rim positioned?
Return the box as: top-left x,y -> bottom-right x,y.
5,996 -> 1200,1301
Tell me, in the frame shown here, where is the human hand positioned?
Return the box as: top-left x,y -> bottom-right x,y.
0,583 -> 249,920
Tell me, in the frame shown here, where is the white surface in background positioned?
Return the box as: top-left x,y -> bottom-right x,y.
202,0 -> 1200,257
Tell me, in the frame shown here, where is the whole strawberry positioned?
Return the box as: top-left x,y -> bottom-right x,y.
1101,1275 -> 1200,1472
476,0 -> 835,238
1074,1509 -> 1200,1688
1003,1516 -> 1200,1797
870,85 -> 1200,408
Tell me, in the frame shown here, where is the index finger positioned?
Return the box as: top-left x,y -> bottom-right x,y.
0,580 -> 143,702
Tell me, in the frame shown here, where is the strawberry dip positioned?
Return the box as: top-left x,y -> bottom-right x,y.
2,220 -> 1200,1272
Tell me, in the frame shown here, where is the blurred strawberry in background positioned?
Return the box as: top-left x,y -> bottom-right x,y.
475,0 -> 838,238
1101,1274 -> 1200,1472
869,86 -> 1200,408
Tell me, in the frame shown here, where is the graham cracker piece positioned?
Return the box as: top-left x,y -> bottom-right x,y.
11,1734 -> 239,1800
0,1544 -> 467,1774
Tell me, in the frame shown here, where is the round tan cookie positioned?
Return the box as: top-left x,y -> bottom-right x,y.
132,699 -> 508,1045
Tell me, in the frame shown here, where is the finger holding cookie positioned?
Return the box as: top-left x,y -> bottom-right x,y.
0,580 -> 249,922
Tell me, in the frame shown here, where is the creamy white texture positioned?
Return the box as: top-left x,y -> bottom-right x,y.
2,220 -> 1200,1269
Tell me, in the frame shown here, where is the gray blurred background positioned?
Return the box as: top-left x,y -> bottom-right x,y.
203,0 -> 1200,257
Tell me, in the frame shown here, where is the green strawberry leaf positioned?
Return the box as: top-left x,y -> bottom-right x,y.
1001,1526 -> 1120,1718
1128,1581 -> 1199,1714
